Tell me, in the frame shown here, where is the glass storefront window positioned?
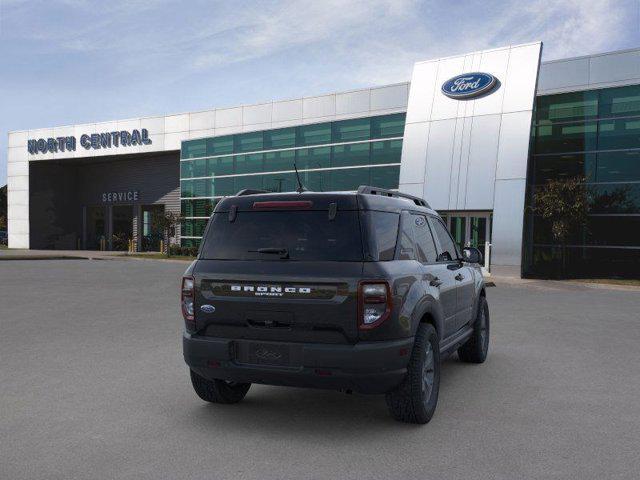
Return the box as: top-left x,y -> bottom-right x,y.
589,183 -> 640,214
531,153 -> 597,184
534,121 -> 598,154
536,91 -> 598,124
370,166 -> 400,189
180,159 -> 208,178
332,143 -> 370,167
597,118 -> 640,150
599,84 -> 640,118
234,175 -> 264,192
234,131 -> 263,153
182,139 -> 206,159
179,116 -> 406,242
371,139 -> 402,164
262,172 -> 297,192
296,147 -> 331,170
323,168 -> 370,191
296,123 -> 331,146
180,180 -> 193,198
332,118 -> 370,142
264,128 -> 296,149
181,238 -> 202,248
182,199 -> 217,218
206,136 -> 233,156
264,150 -> 296,172
235,153 -> 264,175
181,219 -> 209,238
210,177 -> 235,197
208,156 -> 234,176
525,86 -> 640,278
595,151 -> 640,183
371,113 -> 406,138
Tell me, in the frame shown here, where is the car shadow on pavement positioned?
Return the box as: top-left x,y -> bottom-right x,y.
179,356 -> 474,436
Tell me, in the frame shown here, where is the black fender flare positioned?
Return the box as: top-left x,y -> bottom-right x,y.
410,297 -> 445,341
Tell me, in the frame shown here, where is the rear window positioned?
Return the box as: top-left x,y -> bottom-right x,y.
200,210 -> 363,261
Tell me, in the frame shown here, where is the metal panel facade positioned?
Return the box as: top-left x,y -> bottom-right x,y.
399,42 -> 543,268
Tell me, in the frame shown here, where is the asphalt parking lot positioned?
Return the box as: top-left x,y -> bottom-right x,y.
1,259 -> 639,480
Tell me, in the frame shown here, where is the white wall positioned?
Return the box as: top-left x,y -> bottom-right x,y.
399,43 -> 542,268
7,83 -> 409,249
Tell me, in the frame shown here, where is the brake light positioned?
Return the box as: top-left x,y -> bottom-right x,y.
252,201 -> 313,210
181,276 -> 195,325
358,281 -> 392,330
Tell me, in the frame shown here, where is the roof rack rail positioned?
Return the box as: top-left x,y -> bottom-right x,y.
235,189 -> 271,196
357,185 -> 431,208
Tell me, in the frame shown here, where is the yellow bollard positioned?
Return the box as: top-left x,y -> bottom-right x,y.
160,240 -> 164,254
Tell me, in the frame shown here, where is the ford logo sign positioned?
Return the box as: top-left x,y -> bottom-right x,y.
200,304 -> 216,314
441,72 -> 497,99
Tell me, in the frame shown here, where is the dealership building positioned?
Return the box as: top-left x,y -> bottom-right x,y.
6,42 -> 640,277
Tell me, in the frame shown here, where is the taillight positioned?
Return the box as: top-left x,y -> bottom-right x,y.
181,276 -> 195,325
358,281 -> 392,330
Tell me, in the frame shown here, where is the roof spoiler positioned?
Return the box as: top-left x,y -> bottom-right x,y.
357,185 -> 431,208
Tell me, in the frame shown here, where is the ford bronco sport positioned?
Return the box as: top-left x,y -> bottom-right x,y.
182,186 -> 489,424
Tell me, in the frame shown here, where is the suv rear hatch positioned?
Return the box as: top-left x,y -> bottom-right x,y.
192,194 -> 364,344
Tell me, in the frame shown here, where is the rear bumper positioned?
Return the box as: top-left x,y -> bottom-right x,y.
183,333 -> 414,394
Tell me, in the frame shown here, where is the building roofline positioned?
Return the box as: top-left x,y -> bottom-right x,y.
541,46 -> 640,65
7,81 -> 410,135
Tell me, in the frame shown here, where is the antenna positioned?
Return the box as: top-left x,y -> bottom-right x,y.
293,162 -> 307,193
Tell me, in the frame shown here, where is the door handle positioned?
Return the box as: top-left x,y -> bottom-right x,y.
455,273 -> 464,281
429,277 -> 443,287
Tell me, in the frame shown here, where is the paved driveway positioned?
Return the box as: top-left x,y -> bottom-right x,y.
1,259 -> 639,479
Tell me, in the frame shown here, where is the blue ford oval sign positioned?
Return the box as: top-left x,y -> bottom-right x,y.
200,304 -> 216,314
441,72 -> 497,99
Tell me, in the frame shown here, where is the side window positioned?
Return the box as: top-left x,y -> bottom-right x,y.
412,214 -> 438,263
367,211 -> 400,261
397,214 -> 416,260
430,217 -> 458,262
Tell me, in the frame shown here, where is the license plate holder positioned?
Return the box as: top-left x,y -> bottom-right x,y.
246,342 -> 291,367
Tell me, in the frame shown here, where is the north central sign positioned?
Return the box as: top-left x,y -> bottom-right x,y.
441,72 -> 497,99
27,128 -> 152,155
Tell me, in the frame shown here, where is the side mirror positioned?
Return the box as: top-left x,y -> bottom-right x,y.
462,247 -> 483,264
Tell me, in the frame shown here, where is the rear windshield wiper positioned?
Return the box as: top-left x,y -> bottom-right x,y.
248,247 -> 290,259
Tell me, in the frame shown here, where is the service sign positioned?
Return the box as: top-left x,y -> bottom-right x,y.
102,191 -> 139,203
441,72 -> 497,99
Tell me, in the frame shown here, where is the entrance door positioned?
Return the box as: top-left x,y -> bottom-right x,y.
86,206 -> 106,250
448,216 -> 467,253
141,205 -> 164,252
112,205 -> 134,251
442,212 -> 492,271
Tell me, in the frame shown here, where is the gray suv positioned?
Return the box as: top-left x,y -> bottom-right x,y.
182,186 -> 489,424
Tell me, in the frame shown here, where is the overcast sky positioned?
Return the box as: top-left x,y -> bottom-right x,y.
2,0 -> 639,185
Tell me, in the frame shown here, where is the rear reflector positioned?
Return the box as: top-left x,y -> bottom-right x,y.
252,201 -> 313,210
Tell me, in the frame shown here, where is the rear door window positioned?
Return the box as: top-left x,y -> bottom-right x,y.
429,217 -> 459,262
200,210 -> 363,261
411,214 -> 438,263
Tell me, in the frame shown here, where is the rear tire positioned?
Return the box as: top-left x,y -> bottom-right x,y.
458,296 -> 490,364
385,323 -> 440,424
190,370 -> 251,404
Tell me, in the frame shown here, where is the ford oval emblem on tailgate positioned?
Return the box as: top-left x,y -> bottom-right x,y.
200,304 -> 216,313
